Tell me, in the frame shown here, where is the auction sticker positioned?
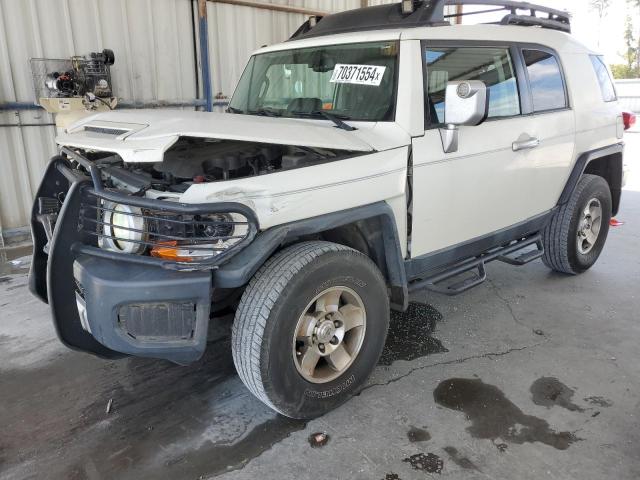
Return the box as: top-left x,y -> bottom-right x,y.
330,64 -> 387,86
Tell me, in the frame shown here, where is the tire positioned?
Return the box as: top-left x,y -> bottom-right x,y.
232,241 -> 390,419
542,174 -> 612,275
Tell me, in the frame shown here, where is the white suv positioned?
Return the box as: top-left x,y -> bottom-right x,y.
30,1 -> 625,419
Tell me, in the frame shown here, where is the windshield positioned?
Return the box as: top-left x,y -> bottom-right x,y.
229,41 -> 399,122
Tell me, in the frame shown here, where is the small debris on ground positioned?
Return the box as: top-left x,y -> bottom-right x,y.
106,399 -> 113,415
495,443 -> 508,453
308,432 -> 329,448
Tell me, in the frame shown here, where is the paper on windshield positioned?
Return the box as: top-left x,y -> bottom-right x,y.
330,64 -> 387,86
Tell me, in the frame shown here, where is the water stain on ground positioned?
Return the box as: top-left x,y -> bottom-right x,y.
443,446 -> 479,471
0,245 -> 32,276
584,396 -> 613,408
1,339 -> 306,480
403,452 -> 443,474
407,426 -> 431,443
433,378 -> 581,450
530,377 -> 584,412
379,303 -> 448,366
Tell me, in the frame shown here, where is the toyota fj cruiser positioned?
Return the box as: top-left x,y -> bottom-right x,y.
30,0 -> 626,419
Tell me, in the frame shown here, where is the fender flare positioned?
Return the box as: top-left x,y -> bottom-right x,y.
558,143 -> 624,215
214,202 -> 409,311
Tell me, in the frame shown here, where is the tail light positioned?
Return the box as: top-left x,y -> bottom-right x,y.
623,111 -> 636,131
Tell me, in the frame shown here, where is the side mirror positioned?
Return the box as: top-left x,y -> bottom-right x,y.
439,80 -> 488,153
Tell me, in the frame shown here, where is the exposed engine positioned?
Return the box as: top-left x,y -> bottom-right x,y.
86,137 -> 354,194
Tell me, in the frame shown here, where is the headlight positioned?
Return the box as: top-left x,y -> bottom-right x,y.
99,202 -> 147,254
150,213 -> 248,263
95,199 -> 250,263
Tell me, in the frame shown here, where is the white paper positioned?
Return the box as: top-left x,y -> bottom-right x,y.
330,64 -> 387,86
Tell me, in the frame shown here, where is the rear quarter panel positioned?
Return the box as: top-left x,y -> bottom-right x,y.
565,52 -> 622,161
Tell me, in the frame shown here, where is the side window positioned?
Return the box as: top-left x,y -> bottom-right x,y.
522,49 -> 567,112
425,46 -> 520,125
590,55 -> 617,102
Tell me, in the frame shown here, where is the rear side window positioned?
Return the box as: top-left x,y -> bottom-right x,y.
522,49 -> 567,112
425,46 -> 521,125
590,55 -> 617,102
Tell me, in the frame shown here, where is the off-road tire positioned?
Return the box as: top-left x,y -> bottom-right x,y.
542,174 -> 612,274
232,241 -> 389,419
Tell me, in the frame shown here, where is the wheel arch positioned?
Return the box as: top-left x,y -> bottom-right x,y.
214,202 -> 409,311
559,143 -> 624,216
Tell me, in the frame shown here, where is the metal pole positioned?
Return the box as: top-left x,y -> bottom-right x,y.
0,99 -> 228,112
198,0 -> 214,112
0,102 -> 41,111
208,0 -> 327,17
455,4 -> 463,24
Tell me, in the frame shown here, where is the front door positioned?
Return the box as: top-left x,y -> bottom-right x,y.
410,42 -> 574,258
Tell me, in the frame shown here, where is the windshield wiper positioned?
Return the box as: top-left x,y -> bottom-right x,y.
291,110 -> 357,131
248,108 -> 282,117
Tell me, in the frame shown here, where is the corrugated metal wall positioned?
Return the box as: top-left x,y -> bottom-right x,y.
0,0 -> 396,237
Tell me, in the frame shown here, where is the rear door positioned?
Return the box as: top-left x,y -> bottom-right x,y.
515,47 -> 575,214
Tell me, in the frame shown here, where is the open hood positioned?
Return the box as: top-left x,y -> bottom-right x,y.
56,109 -> 376,163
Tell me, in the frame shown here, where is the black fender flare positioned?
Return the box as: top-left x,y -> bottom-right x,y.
214,202 -> 409,311
558,143 -> 624,215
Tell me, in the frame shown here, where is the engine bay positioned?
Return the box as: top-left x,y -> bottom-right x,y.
83,137 -> 357,194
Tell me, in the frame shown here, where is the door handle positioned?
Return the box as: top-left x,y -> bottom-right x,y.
512,137 -> 540,152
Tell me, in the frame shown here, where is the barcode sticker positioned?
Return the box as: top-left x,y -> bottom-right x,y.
330,64 -> 387,86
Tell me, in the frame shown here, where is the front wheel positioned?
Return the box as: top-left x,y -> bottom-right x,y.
232,241 -> 390,419
542,174 -> 612,274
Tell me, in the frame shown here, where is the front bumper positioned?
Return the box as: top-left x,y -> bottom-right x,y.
29,156 -> 255,364
74,254 -> 211,364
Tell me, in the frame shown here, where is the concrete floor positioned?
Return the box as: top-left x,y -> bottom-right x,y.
1,136 -> 639,480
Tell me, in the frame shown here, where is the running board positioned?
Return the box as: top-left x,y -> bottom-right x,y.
409,235 -> 543,296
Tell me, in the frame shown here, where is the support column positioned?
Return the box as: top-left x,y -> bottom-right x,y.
198,0 -> 213,112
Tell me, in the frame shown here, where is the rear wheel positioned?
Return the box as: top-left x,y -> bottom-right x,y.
232,241 -> 389,419
542,174 -> 612,274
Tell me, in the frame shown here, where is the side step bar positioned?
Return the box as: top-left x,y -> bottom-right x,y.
409,235 -> 543,296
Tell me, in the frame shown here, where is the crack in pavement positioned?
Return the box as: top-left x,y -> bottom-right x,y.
363,342 -> 547,393
487,279 -> 538,334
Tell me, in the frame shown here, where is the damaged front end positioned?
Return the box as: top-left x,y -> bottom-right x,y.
30,149 -> 259,365
30,109 -> 377,364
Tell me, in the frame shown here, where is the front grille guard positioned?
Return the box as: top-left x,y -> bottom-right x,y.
59,147 -> 259,271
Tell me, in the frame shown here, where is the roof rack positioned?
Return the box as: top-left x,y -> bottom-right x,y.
289,0 -> 571,41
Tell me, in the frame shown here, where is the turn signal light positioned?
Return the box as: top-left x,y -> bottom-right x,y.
150,241 -> 193,262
